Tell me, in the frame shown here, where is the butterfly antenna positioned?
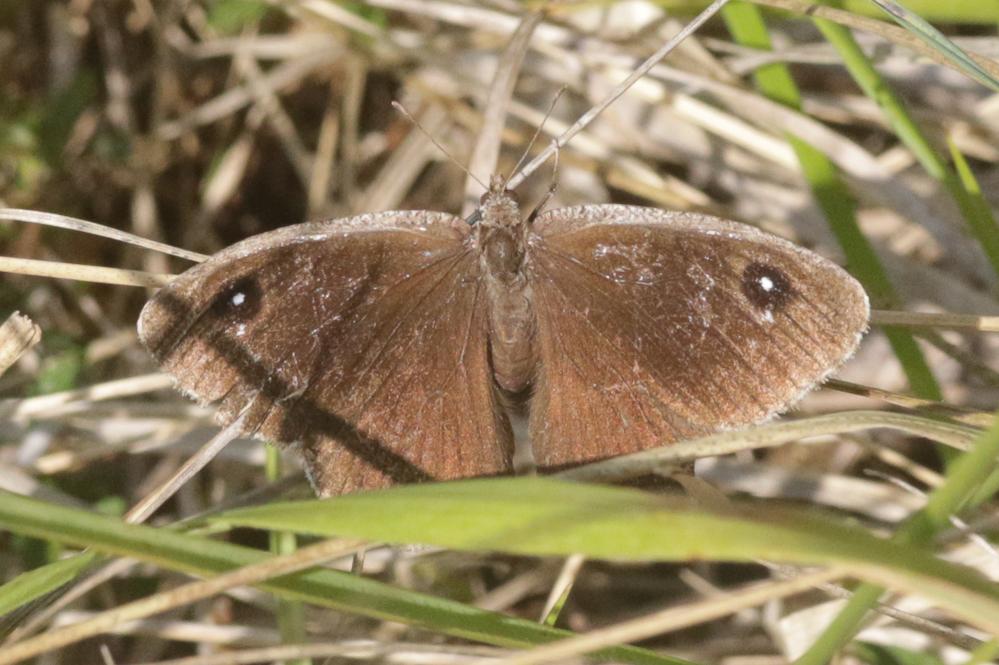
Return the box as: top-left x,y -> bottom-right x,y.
527,139 -> 559,223
391,101 -> 488,191
504,85 -> 567,190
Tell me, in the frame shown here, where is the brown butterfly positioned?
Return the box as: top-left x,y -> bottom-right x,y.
138,175 -> 868,496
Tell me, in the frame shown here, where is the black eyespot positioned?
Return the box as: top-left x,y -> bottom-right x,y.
211,276 -> 263,320
741,262 -> 793,311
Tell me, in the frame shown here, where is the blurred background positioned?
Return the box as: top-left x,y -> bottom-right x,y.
2,1 -> 999,663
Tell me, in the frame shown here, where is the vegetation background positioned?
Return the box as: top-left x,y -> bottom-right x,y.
1,1 -> 999,664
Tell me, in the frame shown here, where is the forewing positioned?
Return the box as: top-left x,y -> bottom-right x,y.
527,205 -> 868,471
139,211 -> 512,496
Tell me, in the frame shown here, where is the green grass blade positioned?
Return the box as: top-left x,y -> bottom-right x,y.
869,0 -> 999,90
946,137 -> 999,280
265,445 -> 309,665
0,491 -> 685,665
853,641 -> 946,665
964,639 -> 999,665
796,404 -> 999,664
659,1 -> 999,24
722,1 -> 941,399
214,477 -> 999,637
793,137 -> 941,399
814,18 -> 999,281
0,551 -> 96,616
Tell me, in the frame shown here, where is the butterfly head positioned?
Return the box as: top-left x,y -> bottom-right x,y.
477,174 -> 522,229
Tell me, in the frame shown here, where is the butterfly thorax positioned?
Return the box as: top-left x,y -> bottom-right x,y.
476,186 -> 537,393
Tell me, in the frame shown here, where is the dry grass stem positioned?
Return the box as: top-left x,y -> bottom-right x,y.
0,539 -> 368,665
559,411 -> 980,483
0,256 -> 171,288
0,209 -> 206,262
497,568 -> 846,665
1,374 -> 174,421
123,409 -> 251,524
507,0 -> 732,189
3,2 -> 999,662
137,639 -> 507,665
754,0 -> 999,80
872,309 -> 999,332
0,313 -> 41,377
539,554 -> 585,624
463,11 -> 543,215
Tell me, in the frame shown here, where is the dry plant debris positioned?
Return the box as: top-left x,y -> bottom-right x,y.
1,2 -> 998,665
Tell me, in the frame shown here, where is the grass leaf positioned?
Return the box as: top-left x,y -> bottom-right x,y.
0,490 -> 684,665
215,477 -> 999,636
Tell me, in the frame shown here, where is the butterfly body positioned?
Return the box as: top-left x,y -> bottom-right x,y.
477,179 -> 536,393
139,194 -> 868,496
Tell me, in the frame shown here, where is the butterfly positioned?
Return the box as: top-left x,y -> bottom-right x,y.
138,175 -> 868,496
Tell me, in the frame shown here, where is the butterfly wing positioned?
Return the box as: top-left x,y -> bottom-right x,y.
139,211 -> 512,496
526,205 -> 868,471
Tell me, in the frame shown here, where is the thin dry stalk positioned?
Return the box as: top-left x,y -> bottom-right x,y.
0,256 -> 170,288
872,309 -> 999,332
462,10 -> 544,215
559,411 -> 980,483
0,539 -> 368,665
507,0 -> 733,189
1,374 -> 175,421
0,313 -> 41,377
496,568 -> 845,665
0,209 -> 206,262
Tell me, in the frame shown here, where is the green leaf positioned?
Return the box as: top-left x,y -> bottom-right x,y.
869,0 -> 999,91
854,641 -> 945,665
214,477 -> 999,636
0,551 -> 96,616
815,18 -> 999,283
38,71 -> 97,167
206,0 -> 271,35
0,491 -> 685,665
656,0 -> 999,25
31,344 -> 84,395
